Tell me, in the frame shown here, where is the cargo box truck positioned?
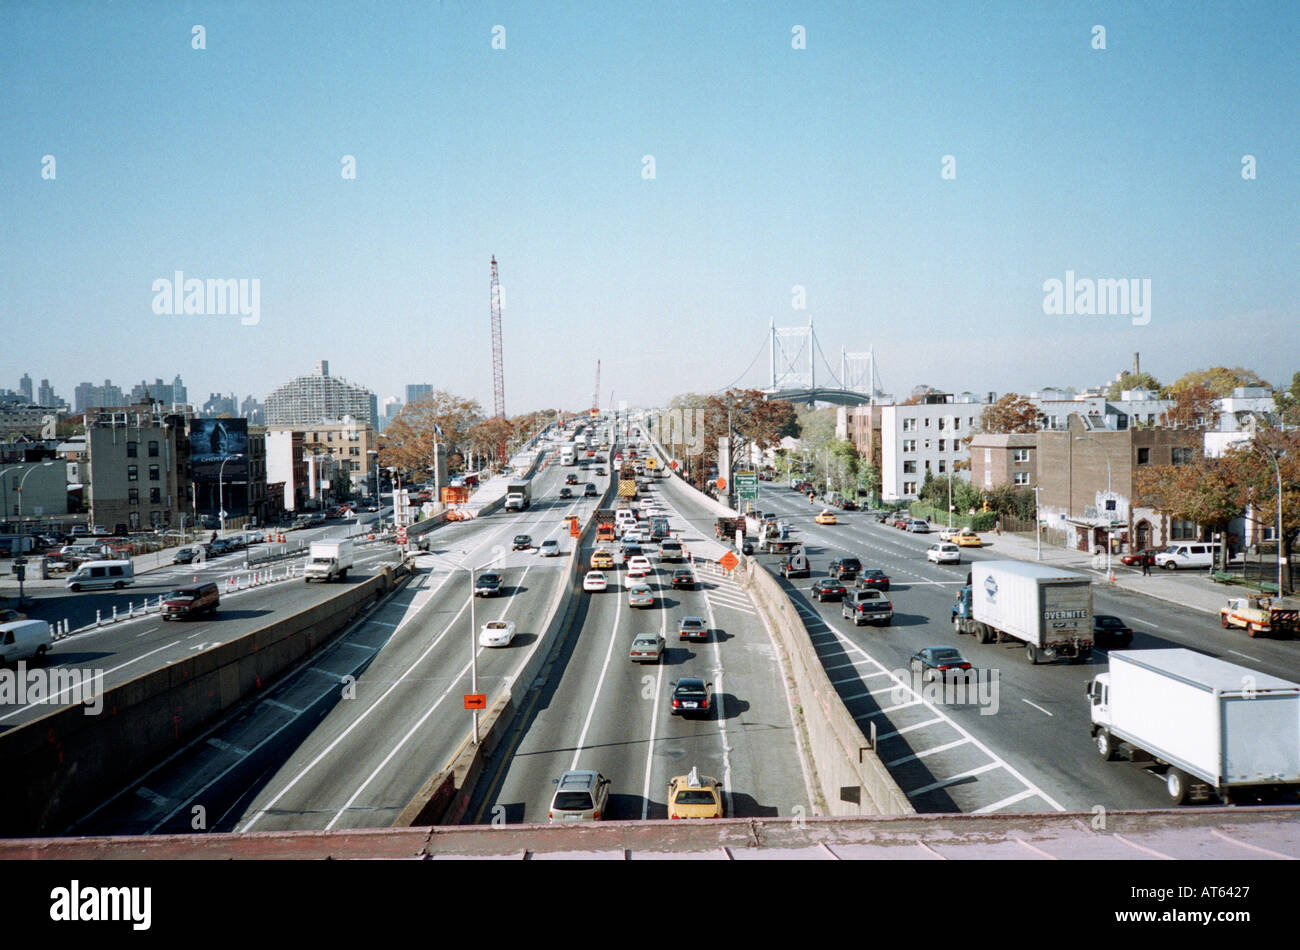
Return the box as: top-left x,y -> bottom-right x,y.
304,539 -> 354,582
504,480 -> 532,511
951,560 -> 1093,663
1088,649 -> 1300,804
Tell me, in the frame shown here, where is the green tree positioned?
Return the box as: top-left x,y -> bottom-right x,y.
1106,371 -> 1163,399
1166,367 -> 1270,399
1273,372 -> 1300,425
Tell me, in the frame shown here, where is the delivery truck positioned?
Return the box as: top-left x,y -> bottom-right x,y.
1088,649 -> 1300,804
951,560 -> 1093,664
504,479 -> 532,511
304,539 -> 354,582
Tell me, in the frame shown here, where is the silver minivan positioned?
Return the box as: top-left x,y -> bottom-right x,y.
1154,542 -> 1221,570
66,559 -> 135,591
549,770 -> 611,822
0,619 -> 52,664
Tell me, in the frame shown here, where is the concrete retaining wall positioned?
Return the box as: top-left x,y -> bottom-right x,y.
0,570 -> 398,836
737,557 -> 915,816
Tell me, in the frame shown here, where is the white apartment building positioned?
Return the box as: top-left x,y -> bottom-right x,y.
880,395 -> 982,501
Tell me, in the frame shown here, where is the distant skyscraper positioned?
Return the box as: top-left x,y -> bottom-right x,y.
74,380 -> 125,413
37,379 -> 57,408
405,384 -> 434,406
201,393 -> 239,417
18,374 -> 33,402
264,360 -> 375,426
172,375 -> 188,406
240,394 -> 265,425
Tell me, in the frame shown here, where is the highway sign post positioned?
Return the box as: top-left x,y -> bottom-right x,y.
464,694 -> 487,710
736,471 -> 758,501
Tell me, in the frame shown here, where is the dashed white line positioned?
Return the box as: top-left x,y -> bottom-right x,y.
886,738 -> 971,768
1021,699 -> 1054,717
906,762 -> 1001,798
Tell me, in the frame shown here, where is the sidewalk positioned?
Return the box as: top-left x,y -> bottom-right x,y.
976,531 -> 1234,616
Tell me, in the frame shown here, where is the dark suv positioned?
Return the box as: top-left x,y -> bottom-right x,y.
161,583 -> 220,621
828,557 -> 861,581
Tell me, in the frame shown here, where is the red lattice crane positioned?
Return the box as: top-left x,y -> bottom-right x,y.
591,359 -> 600,416
489,256 -> 506,464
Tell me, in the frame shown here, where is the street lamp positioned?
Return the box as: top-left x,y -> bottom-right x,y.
1075,435 -> 1114,579
429,548 -> 506,746
217,453 -> 246,538
17,461 -> 55,544
1257,447 -> 1285,595
1033,485 -> 1042,560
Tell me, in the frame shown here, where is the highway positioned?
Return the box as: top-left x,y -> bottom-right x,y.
0,523 -> 403,731
468,458 -> 810,824
750,484 -> 1300,813
72,450 -> 609,834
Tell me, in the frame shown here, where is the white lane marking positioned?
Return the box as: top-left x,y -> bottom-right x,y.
261,698 -> 300,714
885,738 -> 971,768
872,717 -> 943,740
569,570 -> 624,771
703,547 -> 734,818
0,639 -> 183,720
640,593 -> 669,820
1229,650 -> 1261,662
859,699 -> 922,716
906,761 -> 1001,798
135,787 -> 170,809
973,789 -> 1040,814
1021,699 -> 1054,717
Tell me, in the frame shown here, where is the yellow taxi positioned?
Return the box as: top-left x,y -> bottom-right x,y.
957,530 -> 983,548
667,767 -> 723,819
590,549 -> 615,570
814,509 -> 837,526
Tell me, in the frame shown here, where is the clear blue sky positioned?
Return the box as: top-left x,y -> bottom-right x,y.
2,0 -> 1296,413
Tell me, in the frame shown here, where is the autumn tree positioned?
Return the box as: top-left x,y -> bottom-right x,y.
1166,367 -> 1270,399
954,393 -> 1040,470
1160,383 -> 1218,429
901,384 -> 939,406
1226,429 -> 1300,593
1134,452 -> 1241,571
1105,371 -> 1163,399
1273,372 -> 1300,426
467,417 -> 516,469
380,391 -> 483,476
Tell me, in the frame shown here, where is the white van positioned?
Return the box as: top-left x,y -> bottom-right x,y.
0,619 -> 52,664
66,560 -> 135,591
1154,542 -> 1222,571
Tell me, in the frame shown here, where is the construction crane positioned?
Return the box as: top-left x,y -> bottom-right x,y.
489,256 -> 506,464
591,360 -> 600,416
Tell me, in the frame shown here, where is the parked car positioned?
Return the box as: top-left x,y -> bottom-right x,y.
161,583 -> 220,621
906,520 -> 931,533
910,646 -> 973,683
811,578 -> 848,602
629,632 -> 666,664
669,678 -> 713,717
549,770 -> 611,823
1120,549 -> 1159,567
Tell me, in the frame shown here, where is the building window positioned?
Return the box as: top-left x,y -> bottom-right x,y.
1171,520 -> 1196,540
1172,447 -> 1195,465
903,418 -> 916,432
1137,447 -> 1150,465
150,510 -> 163,528
127,441 -> 138,458
129,512 -> 140,530
127,464 -> 138,481
149,464 -> 160,481
924,459 -> 932,471
924,418 -> 931,428
903,481 -> 916,495
150,487 -> 160,504
938,439 -> 946,452
938,418 -> 946,431
924,440 -> 931,450
1013,472 -> 1030,486
954,418 -> 961,430
1013,449 -> 1029,463
148,440 -> 159,457
938,460 -> 946,474
903,461 -> 916,474
128,488 -> 139,505
984,448 -> 991,464
903,440 -> 916,452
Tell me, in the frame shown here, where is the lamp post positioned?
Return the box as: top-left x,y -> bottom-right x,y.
1075,435 -> 1113,578
947,468 -> 954,529
1258,447 -> 1285,595
1033,485 -> 1042,560
17,461 -> 55,545
217,453 -> 245,539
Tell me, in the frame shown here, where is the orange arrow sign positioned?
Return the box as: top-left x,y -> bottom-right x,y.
464,694 -> 487,710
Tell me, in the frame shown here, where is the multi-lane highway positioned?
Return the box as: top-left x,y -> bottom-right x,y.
748,484 -> 1300,814
74,452 -> 609,834
469,465 -> 810,823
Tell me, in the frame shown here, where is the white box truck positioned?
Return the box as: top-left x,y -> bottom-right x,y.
1088,649 -> 1300,804
304,538 -> 354,582
951,560 -> 1092,664
560,445 -> 576,466
504,479 -> 532,511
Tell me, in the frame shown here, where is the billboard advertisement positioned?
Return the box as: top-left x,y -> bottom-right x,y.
189,419 -> 249,479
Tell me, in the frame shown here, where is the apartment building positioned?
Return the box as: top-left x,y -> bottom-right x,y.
85,407 -> 193,532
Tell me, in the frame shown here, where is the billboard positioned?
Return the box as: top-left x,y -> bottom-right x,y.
190,418 -> 249,479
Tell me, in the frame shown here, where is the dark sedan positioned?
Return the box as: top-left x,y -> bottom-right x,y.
857,569 -> 891,591
512,535 -> 533,551
474,572 -> 503,597
909,647 -> 973,682
1092,614 -> 1134,646
559,487 -> 574,499
669,678 -> 713,717
671,568 -> 696,590
811,578 -> 848,602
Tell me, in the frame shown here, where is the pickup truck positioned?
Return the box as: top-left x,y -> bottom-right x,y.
1220,596 -> 1300,638
841,589 -> 892,626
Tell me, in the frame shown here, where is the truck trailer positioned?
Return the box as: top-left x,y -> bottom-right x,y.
951,560 -> 1093,663
1088,649 -> 1300,804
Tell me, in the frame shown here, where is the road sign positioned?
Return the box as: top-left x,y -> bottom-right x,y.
719,551 -> 739,571
396,527 -> 408,544
736,472 -> 758,488
670,460 -> 679,469
715,478 -> 726,490
464,694 -> 487,710
569,519 -> 581,538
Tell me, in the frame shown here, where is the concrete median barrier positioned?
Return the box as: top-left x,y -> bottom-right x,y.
0,571 -> 408,837
737,557 -> 915,817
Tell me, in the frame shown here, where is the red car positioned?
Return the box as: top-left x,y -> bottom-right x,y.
1120,549 -> 1159,567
